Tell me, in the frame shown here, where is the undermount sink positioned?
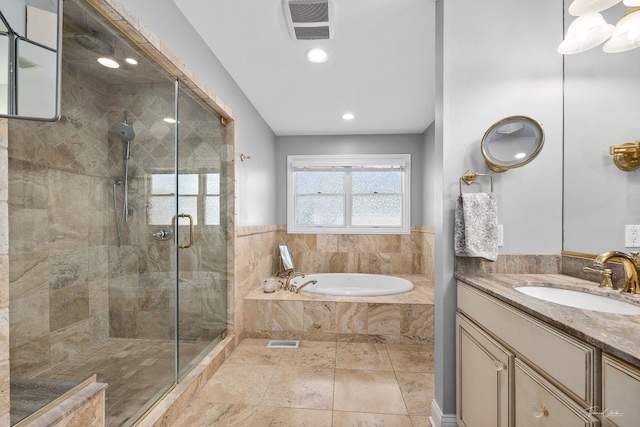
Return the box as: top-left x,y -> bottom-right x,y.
515,286 -> 640,315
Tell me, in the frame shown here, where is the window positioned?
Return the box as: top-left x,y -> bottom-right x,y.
149,173 -> 220,226
287,154 -> 410,234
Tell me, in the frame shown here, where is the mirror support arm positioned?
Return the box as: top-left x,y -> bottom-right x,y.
609,141 -> 640,171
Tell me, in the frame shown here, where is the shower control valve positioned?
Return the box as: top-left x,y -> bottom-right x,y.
152,228 -> 173,241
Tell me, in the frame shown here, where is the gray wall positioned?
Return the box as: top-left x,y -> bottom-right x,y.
120,0 -> 277,226
275,134 -> 425,226
422,122 -> 436,227
434,0 -> 563,418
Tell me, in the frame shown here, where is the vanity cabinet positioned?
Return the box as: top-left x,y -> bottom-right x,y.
456,314 -> 513,427
457,281 -> 600,427
515,359 -> 599,426
601,354 -> 640,427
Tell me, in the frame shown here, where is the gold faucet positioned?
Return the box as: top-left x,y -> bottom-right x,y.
590,251 -> 639,294
282,270 -> 305,291
291,279 -> 317,293
582,267 -> 615,289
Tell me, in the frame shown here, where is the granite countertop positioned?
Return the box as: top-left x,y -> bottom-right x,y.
456,273 -> 640,367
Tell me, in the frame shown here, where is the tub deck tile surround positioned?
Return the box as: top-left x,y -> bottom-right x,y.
243,275 -> 434,344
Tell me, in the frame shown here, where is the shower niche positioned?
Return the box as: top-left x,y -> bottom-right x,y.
6,0 -> 231,425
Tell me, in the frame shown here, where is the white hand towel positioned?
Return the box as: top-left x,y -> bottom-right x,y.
454,192 -> 498,262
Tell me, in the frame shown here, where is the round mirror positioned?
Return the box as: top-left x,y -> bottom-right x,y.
481,115 -> 545,172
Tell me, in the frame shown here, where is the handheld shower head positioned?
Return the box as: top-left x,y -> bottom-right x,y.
113,122 -> 135,142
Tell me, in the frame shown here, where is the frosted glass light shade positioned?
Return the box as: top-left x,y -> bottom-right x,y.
569,0 -> 621,16
603,8 -> 640,51
558,13 -> 615,54
623,0 -> 640,6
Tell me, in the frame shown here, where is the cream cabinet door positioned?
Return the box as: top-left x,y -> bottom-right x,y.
602,354 -> 640,427
515,359 -> 600,427
457,313 -> 513,427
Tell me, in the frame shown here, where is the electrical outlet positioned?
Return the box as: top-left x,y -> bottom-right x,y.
498,224 -> 504,247
625,225 -> 640,247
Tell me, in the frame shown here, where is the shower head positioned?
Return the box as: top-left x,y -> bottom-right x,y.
74,34 -> 114,55
113,122 -> 135,142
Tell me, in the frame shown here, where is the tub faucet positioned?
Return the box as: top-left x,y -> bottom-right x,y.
291,279 -> 317,293
283,270 -> 305,291
590,251 -> 639,294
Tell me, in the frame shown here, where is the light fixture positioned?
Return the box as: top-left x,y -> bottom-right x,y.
163,117 -> 177,124
305,48 -> 328,63
558,13 -> 614,54
604,6 -> 640,51
125,57 -> 138,65
97,57 -> 119,68
568,0 -> 621,16
560,1 -> 640,53
342,112 -> 354,120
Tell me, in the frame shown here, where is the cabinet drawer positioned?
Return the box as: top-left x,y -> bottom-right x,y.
602,354 -> 640,427
515,359 -> 600,427
458,282 -> 598,405
457,313 -> 514,427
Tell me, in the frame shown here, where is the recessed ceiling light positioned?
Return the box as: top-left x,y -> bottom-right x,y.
342,113 -> 355,120
97,57 -> 119,68
125,57 -> 138,65
306,48 -> 328,63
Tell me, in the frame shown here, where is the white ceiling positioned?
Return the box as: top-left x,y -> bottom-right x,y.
172,0 -> 435,136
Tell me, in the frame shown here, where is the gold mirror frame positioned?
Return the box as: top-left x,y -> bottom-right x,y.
480,115 -> 545,172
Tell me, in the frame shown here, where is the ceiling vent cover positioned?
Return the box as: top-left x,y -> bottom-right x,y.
282,0 -> 335,40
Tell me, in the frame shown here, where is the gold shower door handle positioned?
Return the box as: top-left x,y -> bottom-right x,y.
177,213 -> 194,249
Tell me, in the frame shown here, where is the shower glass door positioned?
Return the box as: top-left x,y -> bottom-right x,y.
175,83 -> 228,378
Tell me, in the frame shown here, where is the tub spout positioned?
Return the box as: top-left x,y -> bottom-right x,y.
291,279 -> 317,293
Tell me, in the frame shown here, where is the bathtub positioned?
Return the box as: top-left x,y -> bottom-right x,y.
290,273 -> 414,296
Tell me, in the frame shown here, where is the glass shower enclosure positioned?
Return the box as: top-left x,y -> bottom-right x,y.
7,0 -> 229,425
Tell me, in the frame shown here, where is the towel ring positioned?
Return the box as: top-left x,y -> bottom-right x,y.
459,170 -> 494,195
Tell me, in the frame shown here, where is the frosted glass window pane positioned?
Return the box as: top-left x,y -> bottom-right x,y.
205,196 -> 220,225
352,194 -> 402,226
295,195 -> 344,226
152,174 -> 199,195
206,173 -> 220,194
295,172 -> 344,194
151,174 -> 175,195
149,195 -> 175,225
352,171 -> 401,194
178,196 -> 198,225
178,174 -> 198,195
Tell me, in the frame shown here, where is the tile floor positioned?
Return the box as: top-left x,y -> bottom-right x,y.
30,338 -> 207,426
174,339 -> 434,427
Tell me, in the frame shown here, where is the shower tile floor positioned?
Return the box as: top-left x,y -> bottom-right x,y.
173,339 -> 435,427
28,337 -> 206,426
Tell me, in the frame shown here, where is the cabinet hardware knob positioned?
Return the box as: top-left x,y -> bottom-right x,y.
493,360 -> 507,371
530,405 -> 548,418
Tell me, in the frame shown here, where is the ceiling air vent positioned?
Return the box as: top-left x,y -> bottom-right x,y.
282,0 -> 336,40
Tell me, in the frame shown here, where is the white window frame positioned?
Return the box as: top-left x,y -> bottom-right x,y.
287,154 -> 411,234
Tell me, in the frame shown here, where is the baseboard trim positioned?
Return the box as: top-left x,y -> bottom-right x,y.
429,399 -> 458,427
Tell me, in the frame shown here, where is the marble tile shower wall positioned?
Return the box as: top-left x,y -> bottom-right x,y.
8,64 -> 111,379
1,119 -> 11,426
